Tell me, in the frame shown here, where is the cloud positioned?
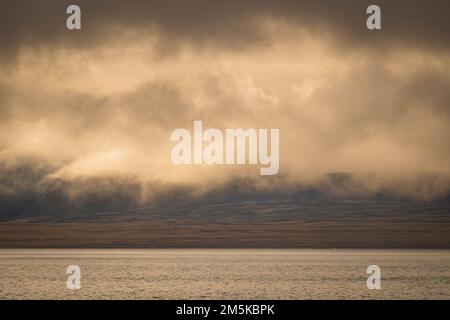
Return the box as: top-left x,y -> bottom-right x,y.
1,0 -> 450,60
0,1 -> 449,219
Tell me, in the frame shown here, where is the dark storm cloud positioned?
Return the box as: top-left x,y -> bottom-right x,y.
0,0 -> 449,58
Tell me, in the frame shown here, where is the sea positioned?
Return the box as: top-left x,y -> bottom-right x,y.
0,249 -> 449,299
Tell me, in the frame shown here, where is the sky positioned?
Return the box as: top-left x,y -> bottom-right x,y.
0,0 -> 449,223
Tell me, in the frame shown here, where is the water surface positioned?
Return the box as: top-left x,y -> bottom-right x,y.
0,249 -> 449,299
